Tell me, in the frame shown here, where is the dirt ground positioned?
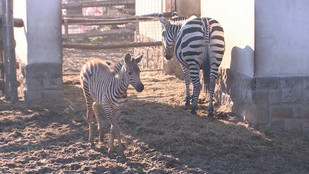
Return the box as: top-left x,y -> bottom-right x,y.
0,48 -> 308,174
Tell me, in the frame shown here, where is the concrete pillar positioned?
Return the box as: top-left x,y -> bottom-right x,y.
14,0 -> 62,103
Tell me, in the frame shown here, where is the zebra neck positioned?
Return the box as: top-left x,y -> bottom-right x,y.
113,71 -> 129,97
172,24 -> 181,42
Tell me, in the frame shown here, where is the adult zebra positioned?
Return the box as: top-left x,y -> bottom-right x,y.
80,53 -> 144,158
159,14 -> 225,117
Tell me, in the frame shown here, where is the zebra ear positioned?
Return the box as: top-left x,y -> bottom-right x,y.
124,53 -> 131,63
135,53 -> 143,64
159,13 -> 166,25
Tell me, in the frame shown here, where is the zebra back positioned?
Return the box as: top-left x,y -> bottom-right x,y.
80,59 -> 112,84
175,17 -> 225,90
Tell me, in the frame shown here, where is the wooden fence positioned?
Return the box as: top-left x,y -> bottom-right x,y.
61,0 -> 172,50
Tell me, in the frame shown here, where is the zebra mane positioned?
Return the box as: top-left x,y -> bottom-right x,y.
111,62 -> 123,76
170,16 -> 187,22
170,15 -> 197,28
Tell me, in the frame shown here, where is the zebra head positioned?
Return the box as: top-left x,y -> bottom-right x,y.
159,14 -> 178,60
124,53 -> 144,92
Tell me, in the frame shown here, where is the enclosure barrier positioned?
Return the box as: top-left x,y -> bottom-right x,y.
61,0 -> 172,73
0,0 -> 23,102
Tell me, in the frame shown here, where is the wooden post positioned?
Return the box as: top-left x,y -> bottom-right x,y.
1,0 -> 17,103
2,0 -> 9,100
0,21 -> 3,94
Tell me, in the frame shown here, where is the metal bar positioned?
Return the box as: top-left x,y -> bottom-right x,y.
2,0 -> 9,100
62,68 -> 163,76
2,0 -> 18,103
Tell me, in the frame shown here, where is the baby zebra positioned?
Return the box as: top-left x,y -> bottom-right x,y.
80,53 -> 144,158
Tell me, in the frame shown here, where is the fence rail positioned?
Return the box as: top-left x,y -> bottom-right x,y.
62,0 -> 135,9
63,41 -> 162,49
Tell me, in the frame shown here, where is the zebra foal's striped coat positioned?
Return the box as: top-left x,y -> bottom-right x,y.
159,14 -> 225,117
80,53 -> 144,157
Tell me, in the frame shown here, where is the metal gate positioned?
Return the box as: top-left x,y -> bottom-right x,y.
0,0 -> 23,102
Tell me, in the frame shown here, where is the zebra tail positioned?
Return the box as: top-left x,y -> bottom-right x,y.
203,45 -> 210,94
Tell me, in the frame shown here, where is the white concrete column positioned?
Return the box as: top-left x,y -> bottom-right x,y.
14,0 -> 62,102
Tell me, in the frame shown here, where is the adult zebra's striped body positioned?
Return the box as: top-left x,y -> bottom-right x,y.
159,14 -> 225,117
80,53 -> 144,157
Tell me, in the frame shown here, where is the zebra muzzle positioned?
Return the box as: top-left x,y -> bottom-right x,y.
135,83 -> 144,92
164,52 -> 173,60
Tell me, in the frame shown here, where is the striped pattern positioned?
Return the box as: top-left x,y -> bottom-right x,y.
80,53 -> 144,157
159,14 -> 225,117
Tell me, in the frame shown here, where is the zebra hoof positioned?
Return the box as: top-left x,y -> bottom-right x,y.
190,109 -> 197,115
118,150 -> 124,158
207,112 -> 214,119
90,143 -> 95,149
108,150 -> 115,159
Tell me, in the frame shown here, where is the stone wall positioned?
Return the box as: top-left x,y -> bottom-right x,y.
254,76 -> 309,132
24,63 -> 62,103
216,67 -> 309,133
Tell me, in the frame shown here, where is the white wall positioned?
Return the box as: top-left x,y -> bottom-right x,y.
201,0 -> 255,77
255,0 -> 309,77
26,0 -> 62,64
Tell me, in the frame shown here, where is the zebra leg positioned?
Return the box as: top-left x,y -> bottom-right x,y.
109,122 -> 124,158
114,109 -> 124,157
181,65 -> 191,109
108,124 -> 115,158
86,100 -> 95,148
104,105 -> 124,158
93,102 -> 104,142
190,70 -> 201,115
207,76 -> 216,118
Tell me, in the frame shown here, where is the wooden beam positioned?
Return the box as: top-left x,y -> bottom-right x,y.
64,14 -> 132,19
62,16 -> 155,25
63,41 -> 162,49
62,28 -> 133,39
62,0 -> 135,9
0,17 -> 24,27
